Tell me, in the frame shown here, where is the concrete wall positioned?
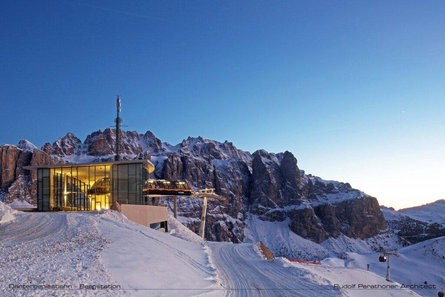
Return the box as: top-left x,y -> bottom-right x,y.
120,204 -> 168,227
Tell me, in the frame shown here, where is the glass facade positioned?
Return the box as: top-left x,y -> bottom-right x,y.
36,162 -> 148,211
112,163 -> 144,205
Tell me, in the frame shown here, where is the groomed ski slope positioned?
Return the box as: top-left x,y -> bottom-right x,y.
208,242 -> 420,297
0,204 -> 421,297
208,242 -> 340,297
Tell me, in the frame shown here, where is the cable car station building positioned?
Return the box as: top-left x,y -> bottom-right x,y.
27,160 -> 154,212
25,159 -> 175,231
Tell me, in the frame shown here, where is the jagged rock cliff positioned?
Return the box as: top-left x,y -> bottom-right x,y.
0,142 -> 58,205
0,129 -> 388,245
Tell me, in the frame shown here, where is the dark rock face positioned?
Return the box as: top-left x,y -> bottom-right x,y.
42,133 -> 82,156
0,144 -> 56,205
334,197 -> 386,239
288,207 -> 327,243
314,203 -> 341,238
250,151 -> 281,212
4,175 -> 34,205
280,151 -> 301,205
0,145 -> 22,188
1,129 -> 389,245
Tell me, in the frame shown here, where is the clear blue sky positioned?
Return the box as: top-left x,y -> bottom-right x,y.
1,1 -> 444,209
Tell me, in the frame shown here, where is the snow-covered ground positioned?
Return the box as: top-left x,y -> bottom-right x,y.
99,211 -> 221,297
0,201 -> 17,224
319,237 -> 445,296
399,200 -> 445,226
0,204 -> 434,297
0,204 -> 220,297
382,200 -> 445,227
208,242 -> 342,297
286,259 -> 420,297
0,210 -> 118,297
8,199 -> 35,209
244,214 -> 403,260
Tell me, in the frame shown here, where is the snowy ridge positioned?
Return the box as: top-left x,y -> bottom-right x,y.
168,215 -> 203,243
399,200 -> 445,226
244,213 -> 404,261
17,139 -> 37,152
308,175 -> 367,206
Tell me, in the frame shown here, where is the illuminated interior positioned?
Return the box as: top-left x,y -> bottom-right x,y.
36,161 -> 153,211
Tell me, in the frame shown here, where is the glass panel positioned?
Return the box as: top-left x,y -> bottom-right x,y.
118,164 -> 129,204
38,163 -> 142,211
87,165 -> 111,210
41,168 -> 50,211
37,169 -> 43,210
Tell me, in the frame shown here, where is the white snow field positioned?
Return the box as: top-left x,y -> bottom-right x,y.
286,259 -> 420,297
0,207 -> 220,297
0,204 -> 426,297
244,214 -> 403,260
320,236 -> 445,297
399,200 -> 445,226
0,202 -> 17,224
208,242 -> 343,297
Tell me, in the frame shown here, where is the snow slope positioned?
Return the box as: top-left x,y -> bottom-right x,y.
244,214 -> 403,260
244,214 -> 330,260
208,242 -> 420,297
0,210 -> 220,297
0,209 -> 427,297
0,201 -> 17,224
209,242 -> 341,297
98,211 -> 220,297
0,211 -> 119,297
321,237 -> 445,296
286,259 -> 420,297
399,200 -> 445,226
168,215 -> 204,243
8,199 -> 35,209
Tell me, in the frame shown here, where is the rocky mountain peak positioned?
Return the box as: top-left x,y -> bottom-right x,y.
0,128 -> 390,246
140,130 -> 165,154
17,140 -> 37,152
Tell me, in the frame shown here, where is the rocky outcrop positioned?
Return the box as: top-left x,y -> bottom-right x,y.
333,196 -> 386,239
288,207 -> 327,242
248,149 -> 386,243
382,206 -> 445,244
0,144 -> 56,204
1,129 -> 389,245
42,132 -> 82,156
4,175 -> 34,205
0,145 -> 21,188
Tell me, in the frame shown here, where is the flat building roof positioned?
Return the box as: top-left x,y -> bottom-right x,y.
23,159 -> 155,174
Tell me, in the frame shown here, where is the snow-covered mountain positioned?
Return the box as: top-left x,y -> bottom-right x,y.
0,128 -> 440,258
400,200 -> 445,226
381,203 -> 445,244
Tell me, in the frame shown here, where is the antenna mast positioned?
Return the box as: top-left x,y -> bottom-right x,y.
115,96 -> 122,161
